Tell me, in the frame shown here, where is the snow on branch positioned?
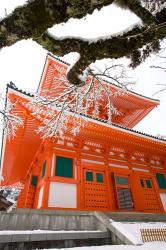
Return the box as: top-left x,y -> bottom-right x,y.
152,84 -> 166,96
0,0 -> 114,49
0,98 -> 23,140
30,62 -> 134,139
35,19 -> 166,86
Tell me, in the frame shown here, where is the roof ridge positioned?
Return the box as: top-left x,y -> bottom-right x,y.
7,83 -> 35,97
101,78 -> 160,103
48,52 -> 70,66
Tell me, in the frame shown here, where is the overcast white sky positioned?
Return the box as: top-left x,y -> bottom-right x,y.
0,0 -> 166,139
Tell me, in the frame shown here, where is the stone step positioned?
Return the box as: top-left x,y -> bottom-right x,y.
105,212 -> 166,222
0,231 -> 111,250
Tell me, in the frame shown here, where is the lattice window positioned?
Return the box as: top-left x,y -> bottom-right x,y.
156,173 -> 166,189
96,173 -> 104,183
140,179 -> 144,187
115,176 -> 128,185
146,180 -> 152,188
86,171 -> 93,182
55,156 -> 73,178
31,176 -> 38,186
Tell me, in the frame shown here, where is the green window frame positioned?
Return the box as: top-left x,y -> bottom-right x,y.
115,176 -> 129,186
146,180 -> 152,188
86,171 -> 93,182
41,160 -> 46,178
156,173 -> 166,189
140,179 -> 144,188
55,156 -> 73,178
31,176 -> 38,187
96,173 -> 104,183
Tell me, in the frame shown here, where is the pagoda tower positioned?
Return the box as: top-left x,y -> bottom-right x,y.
1,54 -> 166,213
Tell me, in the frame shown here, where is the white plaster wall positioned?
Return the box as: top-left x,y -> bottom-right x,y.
37,186 -> 44,208
160,193 -> 166,211
48,182 -> 77,208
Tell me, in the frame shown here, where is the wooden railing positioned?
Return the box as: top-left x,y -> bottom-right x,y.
140,228 -> 166,242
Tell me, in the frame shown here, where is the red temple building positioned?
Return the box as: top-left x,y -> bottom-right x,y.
1,54 -> 166,213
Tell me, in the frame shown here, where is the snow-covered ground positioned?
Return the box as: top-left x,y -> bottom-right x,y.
40,242 -> 166,250
0,230 -> 102,235
111,221 -> 166,245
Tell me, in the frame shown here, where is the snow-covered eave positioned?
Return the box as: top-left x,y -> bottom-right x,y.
7,85 -> 166,145
102,77 -> 160,105
7,84 -> 34,100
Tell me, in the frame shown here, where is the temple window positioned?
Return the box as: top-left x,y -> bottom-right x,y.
146,180 -> 152,188
86,171 -> 93,182
31,176 -> 38,186
156,173 -> 166,189
96,173 -> 104,183
41,160 -> 46,178
55,156 -> 73,178
140,179 -> 145,188
115,176 -> 128,185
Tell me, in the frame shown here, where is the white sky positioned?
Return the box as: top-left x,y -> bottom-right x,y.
0,0 -> 166,140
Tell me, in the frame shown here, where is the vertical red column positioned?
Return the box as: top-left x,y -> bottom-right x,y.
41,144 -> 52,209
76,138 -> 82,210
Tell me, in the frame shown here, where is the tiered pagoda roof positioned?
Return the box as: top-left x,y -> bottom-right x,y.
39,54 -> 160,129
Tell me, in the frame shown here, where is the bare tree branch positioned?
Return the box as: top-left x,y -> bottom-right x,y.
115,0 -> 158,25
151,65 -> 166,71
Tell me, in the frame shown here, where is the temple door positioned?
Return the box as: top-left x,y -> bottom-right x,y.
132,173 -> 162,213
83,168 -> 109,210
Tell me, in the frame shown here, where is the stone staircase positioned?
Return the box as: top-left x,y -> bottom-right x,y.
0,209 -> 166,249
0,209 -> 111,250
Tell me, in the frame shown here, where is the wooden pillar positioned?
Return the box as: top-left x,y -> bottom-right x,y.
104,145 -> 113,210
41,143 -> 52,209
76,138 -> 83,210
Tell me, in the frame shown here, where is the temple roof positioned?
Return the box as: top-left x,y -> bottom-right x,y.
47,53 -> 159,104
38,54 -> 160,129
